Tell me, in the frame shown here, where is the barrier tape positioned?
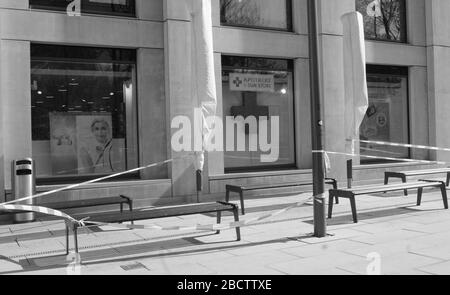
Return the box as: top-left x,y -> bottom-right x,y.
0,157 -> 187,227
0,204 -> 77,223
351,139 -> 450,153
1,158 -> 178,206
313,150 -> 448,165
0,152 -> 314,233
0,194 -> 314,233
77,194 -> 314,232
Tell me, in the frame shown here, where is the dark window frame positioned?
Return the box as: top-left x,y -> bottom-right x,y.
30,0 -> 136,18
220,0 -> 293,32
222,55 -> 297,174
31,43 -> 140,183
360,64 -> 411,165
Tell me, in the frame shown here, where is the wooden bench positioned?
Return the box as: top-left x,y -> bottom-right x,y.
65,201 -> 241,254
328,180 -> 448,223
226,178 -> 338,215
385,168 -> 450,196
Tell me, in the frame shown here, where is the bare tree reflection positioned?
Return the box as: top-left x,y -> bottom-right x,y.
220,0 -> 261,26
356,0 -> 405,42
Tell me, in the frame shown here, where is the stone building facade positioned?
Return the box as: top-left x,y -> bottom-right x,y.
0,0 -> 447,216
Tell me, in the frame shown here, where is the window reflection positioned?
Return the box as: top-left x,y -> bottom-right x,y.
31,44 -> 138,178
220,0 -> 292,31
356,0 -> 407,42
360,66 -> 409,163
222,56 -> 296,172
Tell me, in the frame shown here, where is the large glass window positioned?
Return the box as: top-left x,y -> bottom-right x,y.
359,65 -> 409,163
356,0 -> 407,42
30,0 -> 136,17
220,0 -> 292,31
31,44 -> 138,181
222,56 -> 296,172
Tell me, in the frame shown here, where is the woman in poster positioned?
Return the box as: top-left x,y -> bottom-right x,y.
79,119 -> 116,174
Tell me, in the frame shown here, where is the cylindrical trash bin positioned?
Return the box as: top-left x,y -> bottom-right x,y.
11,158 -> 36,223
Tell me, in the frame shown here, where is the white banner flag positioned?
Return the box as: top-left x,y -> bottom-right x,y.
342,12 -> 369,154
189,0 -> 218,172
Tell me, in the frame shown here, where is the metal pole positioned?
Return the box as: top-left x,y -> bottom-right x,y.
307,0 -> 326,238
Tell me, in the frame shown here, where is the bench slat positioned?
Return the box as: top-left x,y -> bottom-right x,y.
39,196 -> 129,210
391,168 -> 450,176
1,196 -> 131,215
84,202 -> 236,223
228,178 -> 336,191
350,182 -> 431,190
331,181 -> 442,195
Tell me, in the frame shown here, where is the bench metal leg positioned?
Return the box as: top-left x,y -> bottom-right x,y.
384,174 -> 389,194
417,187 -> 423,206
440,184 -> 449,209
350,196 -> 358,223
233,207 -> 241,241
65,224 -> 70,255
331,180 -> 338,190
328,194 -> 334,219
226,189 -> 245,215
446,173 -> 450,187
129,200 -> 134,225
330,180 -> 339,204
73,225 -> 79,254
119,203 -> 124,225
402,176 -> 408,196
216,211 -> 222,235
239,191 -> 245,215
65,223 -> 79,254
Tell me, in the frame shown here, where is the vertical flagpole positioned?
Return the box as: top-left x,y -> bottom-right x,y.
307,0 -> 327,238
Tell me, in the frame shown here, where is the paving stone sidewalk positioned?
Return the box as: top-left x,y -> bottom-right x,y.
1,189 -> 450,275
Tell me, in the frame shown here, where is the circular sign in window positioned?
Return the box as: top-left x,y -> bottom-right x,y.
366,0 -> 382,17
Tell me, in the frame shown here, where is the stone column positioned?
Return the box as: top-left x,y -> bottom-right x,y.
0,40 -> 32,193
426,0 -> 450,162
318,0 -> 355,181
164,0 -> 198,199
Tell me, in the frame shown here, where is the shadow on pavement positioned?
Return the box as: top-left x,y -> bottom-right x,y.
303,205 -> 446,226
0,232 -> 311,274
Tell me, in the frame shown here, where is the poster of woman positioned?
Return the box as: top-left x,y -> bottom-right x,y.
76,114 -> 125,174
49,113 -> 78,175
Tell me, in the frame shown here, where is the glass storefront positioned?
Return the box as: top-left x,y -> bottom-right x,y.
220,0 -> 292,31
360,65 -> 409,163
222,56 -> 296,172
31,44 -> 138,180
356,0 -> 407,42
30,0 -> 136,17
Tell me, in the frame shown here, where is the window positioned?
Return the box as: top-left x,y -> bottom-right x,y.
356,0 -> 407,42
222,56 -> 296,172
31,44 -> 138,181
30,0 -> 136,17
220,0 -> 292,31
360,65 -> 409,163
